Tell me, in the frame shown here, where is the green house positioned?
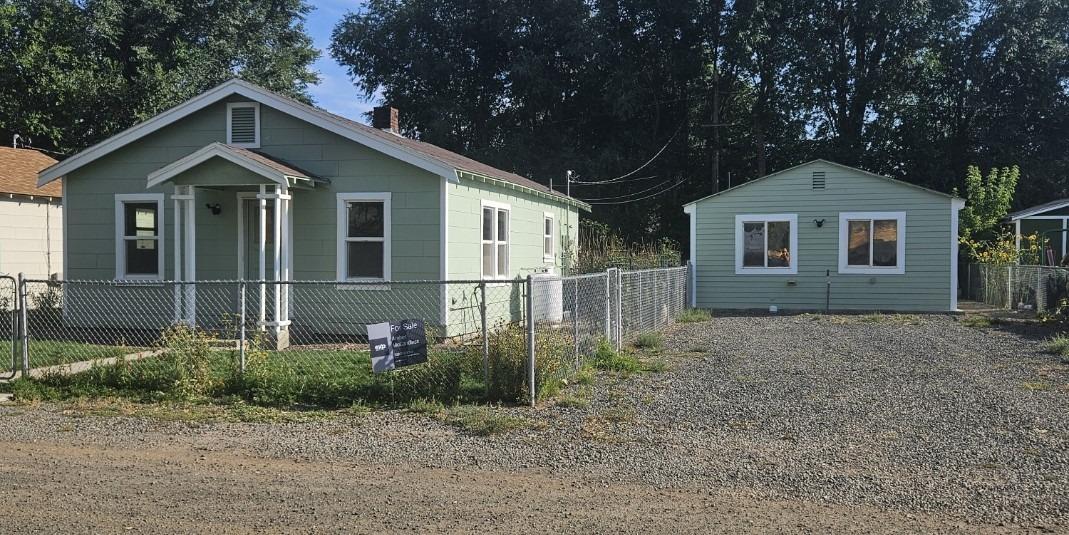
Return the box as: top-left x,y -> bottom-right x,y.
1007,199 -> 1069,265
36,79 -> 588,344
683,160 -> 965,312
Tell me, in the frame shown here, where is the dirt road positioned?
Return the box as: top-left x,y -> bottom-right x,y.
0,437 -> 1011,534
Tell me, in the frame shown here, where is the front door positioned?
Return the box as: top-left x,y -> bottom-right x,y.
240,196 -> 277,324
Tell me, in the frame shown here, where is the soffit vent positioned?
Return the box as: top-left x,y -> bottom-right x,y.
228,103 -> 259,147
812,171 -> 826,189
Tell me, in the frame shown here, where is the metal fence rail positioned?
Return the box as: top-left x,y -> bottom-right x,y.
964,263 -> 1069,312
9,266 -> 691,406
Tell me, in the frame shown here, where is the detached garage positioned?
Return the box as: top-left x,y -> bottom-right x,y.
683,160 -> 965,312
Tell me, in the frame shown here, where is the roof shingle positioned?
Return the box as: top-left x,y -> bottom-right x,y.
0,147 -> 60,197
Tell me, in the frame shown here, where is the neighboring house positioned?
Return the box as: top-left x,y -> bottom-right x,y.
1006,199 -> 1069,266
36,79 -> 588,345
683,160 -> 965,312
0,146 -> 62,280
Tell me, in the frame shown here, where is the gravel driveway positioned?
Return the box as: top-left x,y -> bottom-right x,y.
0,313 -> 1065,532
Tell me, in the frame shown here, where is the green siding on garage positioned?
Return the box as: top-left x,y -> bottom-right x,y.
688,161 -> 960,312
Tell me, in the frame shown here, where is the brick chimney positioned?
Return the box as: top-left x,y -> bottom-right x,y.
372,106 -> 399,134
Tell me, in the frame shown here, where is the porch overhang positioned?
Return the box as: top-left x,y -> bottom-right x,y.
147,142 -> 326,189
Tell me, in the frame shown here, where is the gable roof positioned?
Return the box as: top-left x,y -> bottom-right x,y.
146,143 -> 325,189
0,147 -> 60,198
37,78 -> 589,211
682,159 -> 961,208
1007,199 -> 1069,221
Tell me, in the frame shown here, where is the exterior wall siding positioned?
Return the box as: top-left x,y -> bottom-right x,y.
0,198 -> 62,279
58,93 -> 580,336
446,174 -> 579,333
691,161 -> 955,312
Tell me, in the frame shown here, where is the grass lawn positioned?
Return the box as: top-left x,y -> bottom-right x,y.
0,340 -> 136,372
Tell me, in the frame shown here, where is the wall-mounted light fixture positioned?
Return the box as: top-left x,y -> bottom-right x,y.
813,218 -> 825,228
205,203 -> 222,215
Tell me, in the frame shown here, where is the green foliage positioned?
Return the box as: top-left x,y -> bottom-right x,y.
958,165 -> 1020,243
573,220 -> 681,273
331,1 -> 1069,248
590,338 -> 639,373
1045,334 -> 1069,357
676,308 -> 712,323
634,332 -> 664,350
0,0 -> 319,153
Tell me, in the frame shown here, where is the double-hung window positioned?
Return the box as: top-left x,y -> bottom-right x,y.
481,201 -> 510,279
838,212 -> 905,274
336,193 -> 391,282
543,213 -> 555,263
115,194 -> 164,280
734,214 -> 798,274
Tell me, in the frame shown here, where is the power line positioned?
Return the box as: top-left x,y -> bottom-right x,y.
577,176 -> 679,201
574,125 -> 682,185
570,174 -> 658,185
587,179 -> 689,205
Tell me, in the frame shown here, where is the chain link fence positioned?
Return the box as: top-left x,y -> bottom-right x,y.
7,266 -> 691,406
1,275 -> 17,377
964,263 -> 1069,312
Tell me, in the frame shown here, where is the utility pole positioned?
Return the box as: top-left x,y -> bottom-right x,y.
711,73 -> 720,194
566,170 -> 572,198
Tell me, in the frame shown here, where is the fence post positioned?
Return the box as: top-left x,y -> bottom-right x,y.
525,275 -> 536,407
572,277 -> 579,368
479,281 -> 489,391
614,269 -> 623,351
1007,264 -> 1013,308
604,269 -> 611,343
238,281 -> 247,373
17,273 -> 29,375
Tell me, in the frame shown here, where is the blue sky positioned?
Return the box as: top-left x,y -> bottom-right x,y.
304,1 -> 377,123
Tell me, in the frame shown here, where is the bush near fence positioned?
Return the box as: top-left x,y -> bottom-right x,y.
964,263 -> 1069,313
4,266 -> 691,407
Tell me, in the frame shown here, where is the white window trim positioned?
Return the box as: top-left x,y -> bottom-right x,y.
114,193 -> 165,281
336,192 -> 391,285
226,102 -> 261,148
543,212 -> 556,263
734,214 -> 798,275
837,211 -> 906,275
481,199 -> 511,280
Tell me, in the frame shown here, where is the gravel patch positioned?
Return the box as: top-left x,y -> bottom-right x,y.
0,314 -> 1065,529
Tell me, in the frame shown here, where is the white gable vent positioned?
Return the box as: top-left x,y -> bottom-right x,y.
812,171 -> 826,189
227,102 -> 260,147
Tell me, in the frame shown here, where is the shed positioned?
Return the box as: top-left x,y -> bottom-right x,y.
683,160 -> 965,312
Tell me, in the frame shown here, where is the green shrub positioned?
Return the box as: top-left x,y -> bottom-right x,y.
676,308 -> 712,323
1045,334 -> 1069,357
591,338 -> 640,373
634,332 -> 663,350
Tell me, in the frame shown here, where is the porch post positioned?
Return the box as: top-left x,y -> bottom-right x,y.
280,184 -> 291,323
173,186 -> 183,323
183,185 -> 196,325
277,185 -> 286,333
258,185 -> 266,330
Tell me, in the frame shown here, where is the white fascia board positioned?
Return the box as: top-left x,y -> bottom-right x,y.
1009,201 -> 1069,220
146,143 -> 287,188
39,79 -> 459,186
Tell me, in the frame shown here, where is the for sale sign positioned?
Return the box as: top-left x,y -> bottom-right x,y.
367,319 -> 428,374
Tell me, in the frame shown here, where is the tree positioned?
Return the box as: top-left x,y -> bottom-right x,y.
958,164 -> 1019,243
329,0 -> 1069,250
0,0 -> 320,154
